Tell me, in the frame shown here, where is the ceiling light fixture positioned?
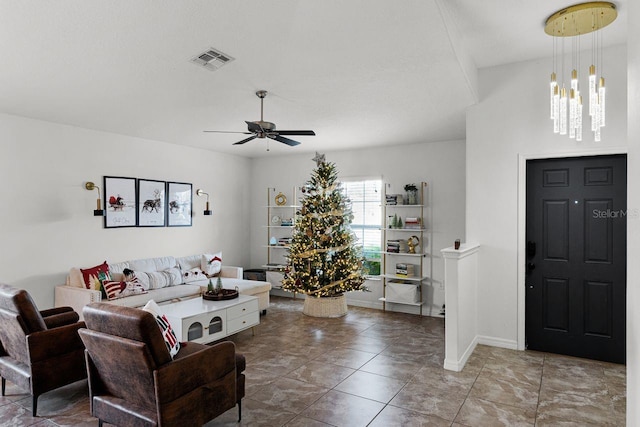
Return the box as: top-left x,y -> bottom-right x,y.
545,2 -> 617,142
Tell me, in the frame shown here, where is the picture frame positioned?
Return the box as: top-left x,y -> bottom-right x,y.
137,179 -> 166,227
103,176 -> 137,228
167,181 -> 192,227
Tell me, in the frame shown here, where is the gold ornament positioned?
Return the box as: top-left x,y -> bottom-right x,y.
275,192 -> 287,206
407,235 -> 420,254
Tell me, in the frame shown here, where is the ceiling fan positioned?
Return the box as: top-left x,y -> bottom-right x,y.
204,90 -> 316,147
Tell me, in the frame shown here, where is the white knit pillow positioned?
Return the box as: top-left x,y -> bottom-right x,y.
201,252 -> 223,276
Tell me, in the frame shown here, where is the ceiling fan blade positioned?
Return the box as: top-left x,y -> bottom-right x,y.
274,130 -> 316,136
269,134 -> 301,147
245,121 -> 264,133
204,130 -> 252,134
233,135 -> 258,145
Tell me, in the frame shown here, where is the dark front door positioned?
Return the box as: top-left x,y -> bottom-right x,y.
526,154 -> 626,363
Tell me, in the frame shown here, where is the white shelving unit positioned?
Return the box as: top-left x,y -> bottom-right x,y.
263,187 -> 299,290
379,182 -> 429,316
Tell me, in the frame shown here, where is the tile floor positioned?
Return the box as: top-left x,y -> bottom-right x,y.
0,296 -> 626,426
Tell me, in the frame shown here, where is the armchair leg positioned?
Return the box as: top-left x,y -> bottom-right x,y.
238,400 -> 242,422
1,377 -> 5,396
32,395 -> 38,417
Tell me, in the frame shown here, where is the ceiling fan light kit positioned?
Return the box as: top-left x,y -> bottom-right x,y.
204,90 -> 316,149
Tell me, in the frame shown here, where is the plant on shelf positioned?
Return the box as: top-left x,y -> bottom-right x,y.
404,183 -> 419,205
282,157 -> 367,303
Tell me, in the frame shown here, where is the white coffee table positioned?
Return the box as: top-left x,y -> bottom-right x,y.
162,294 -> 259,345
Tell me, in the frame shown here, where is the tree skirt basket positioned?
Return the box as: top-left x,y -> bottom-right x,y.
202,289 -> 239,301
303,294 -> 347,318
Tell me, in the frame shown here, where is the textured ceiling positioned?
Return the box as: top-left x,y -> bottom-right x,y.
0,0 -> 627,158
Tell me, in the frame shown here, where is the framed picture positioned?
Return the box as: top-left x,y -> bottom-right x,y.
103,176 -> 137,228
167,182 -> 192,227
137,179 -> 166,227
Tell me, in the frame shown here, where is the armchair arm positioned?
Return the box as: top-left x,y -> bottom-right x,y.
55,285 -> 102,321
27,321 -> 86,363
220,266 -> 242,279
41,306 -> 80,329
154,341 -> 236,403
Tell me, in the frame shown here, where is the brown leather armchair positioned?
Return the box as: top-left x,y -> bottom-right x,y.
0,283 -> 87,416
79,302 -> 246,427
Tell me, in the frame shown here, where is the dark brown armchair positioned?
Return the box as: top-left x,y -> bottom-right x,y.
79,303 -> 246,427
0,283 -> 87,416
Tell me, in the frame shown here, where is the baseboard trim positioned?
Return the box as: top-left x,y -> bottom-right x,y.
345,300 -> 383,310
444,336 -> 478,372
477,335 -> 518,350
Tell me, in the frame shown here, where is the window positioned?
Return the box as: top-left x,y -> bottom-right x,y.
342,179 -> 382,275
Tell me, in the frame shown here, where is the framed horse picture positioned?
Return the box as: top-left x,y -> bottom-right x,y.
137,179 -> 166,227
103,176 -> 137,228
167,182 -> 192,227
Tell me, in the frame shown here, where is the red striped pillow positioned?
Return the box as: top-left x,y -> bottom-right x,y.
142,300 -> 180,358
101,278 -> 146,300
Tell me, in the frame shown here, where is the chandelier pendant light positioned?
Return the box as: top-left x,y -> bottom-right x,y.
545,2 -> 617,142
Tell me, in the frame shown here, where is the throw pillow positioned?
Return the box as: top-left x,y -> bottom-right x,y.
142,300 -> 180,358
146,268 -> 180,289
201,252 -> 223,276
101,278 -> 147,300
80,261 -> 112,291
164,267 -> 182,286
182,267 -> 206,284
131,271 -> 151,290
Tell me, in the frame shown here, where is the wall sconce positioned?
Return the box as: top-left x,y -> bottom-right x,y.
196,189 -> 212,215
85,181 -> 104,216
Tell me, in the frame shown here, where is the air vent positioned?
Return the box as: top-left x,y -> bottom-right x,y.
190,47 -> 235,71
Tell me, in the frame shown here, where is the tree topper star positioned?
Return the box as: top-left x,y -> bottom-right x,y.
312,152 -> 326,166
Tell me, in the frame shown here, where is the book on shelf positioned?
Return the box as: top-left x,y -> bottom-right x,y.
395,263 -> 415,277
277,237 -> 292,246
404,217 -> 422,229
385,194 -> 404,205
386,239 -> 408,253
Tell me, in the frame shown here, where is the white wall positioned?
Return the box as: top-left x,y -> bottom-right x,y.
248,141 -> 466,316
466,45 -> 628,348
627,1 -> 639,423
0,113 -> 252,308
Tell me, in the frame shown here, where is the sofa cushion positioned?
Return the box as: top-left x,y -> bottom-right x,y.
143,300 -> 180,358
67,268 -> 85,288
128,257 -> 177,272
81,261 -> 112,291
176,254 -> 201,271
201,252 -> 222,276
108,261 -> 131,281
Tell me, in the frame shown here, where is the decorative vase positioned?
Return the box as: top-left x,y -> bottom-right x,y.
406,190 -> 418,205
303,294 -> 348,318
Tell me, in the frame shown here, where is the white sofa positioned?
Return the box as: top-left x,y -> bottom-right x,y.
55,254 -> 271,319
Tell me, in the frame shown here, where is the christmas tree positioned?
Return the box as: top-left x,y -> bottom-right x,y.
282,155 -> 367,297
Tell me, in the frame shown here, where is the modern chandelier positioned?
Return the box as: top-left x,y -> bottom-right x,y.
545,2 -> 617,142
